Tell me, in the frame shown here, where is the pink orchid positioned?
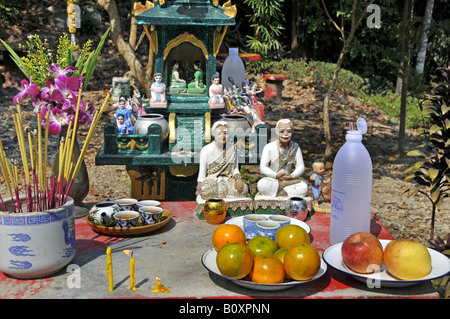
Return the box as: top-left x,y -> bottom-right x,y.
47,64 -> 77,77
13,77 -> 40,106
55,74 -> 81,103
40,106 -> 71,135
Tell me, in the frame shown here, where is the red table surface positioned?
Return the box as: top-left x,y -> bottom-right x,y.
0,202 -> 440,299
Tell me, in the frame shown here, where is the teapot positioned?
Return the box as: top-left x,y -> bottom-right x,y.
87,201 -> 121,226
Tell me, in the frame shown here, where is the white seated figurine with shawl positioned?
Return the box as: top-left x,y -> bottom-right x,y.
257,119 -> 308,198
196,120 -> 248,200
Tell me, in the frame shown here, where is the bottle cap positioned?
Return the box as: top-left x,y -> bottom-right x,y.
356,117 -> 367,135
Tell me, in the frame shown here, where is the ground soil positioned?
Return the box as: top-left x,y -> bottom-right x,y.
0,2 -> 448,248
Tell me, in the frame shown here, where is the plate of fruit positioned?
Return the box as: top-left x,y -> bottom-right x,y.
201,224 -> 327,291
322,232 -> 450,288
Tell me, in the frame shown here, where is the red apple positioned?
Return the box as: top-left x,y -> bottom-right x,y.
341,232 -> 384,274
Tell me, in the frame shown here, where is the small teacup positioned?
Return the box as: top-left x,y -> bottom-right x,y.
243,214 -> 268,239
114,210 -> 140,228
136,200 -> 161,211
139,206 -> 164,225
256,220 -> 281,241
269,215 -> 291,228
115,198 -> 138,211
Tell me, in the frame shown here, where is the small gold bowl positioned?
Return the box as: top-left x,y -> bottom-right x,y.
203,198 -> 226,225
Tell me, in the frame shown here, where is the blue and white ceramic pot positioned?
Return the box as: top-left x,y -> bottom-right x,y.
87,201 -> 121,226
0,197 -> 76,279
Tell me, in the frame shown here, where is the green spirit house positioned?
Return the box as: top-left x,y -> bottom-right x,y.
96,1 -> 267,201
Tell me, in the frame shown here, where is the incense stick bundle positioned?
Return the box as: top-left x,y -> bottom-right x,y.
0,86 -> 112,213
65,89 -> 112,199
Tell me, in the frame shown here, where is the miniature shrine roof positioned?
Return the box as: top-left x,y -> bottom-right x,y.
135,0 -> 236,26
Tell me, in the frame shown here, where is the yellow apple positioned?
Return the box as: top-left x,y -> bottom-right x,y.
384,239 -> 432,280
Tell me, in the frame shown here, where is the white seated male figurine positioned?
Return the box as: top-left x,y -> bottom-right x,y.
257,119 -> 308,198
196,120 -> 248,199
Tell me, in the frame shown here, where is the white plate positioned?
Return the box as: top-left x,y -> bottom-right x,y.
225,214 -> 311,237
201,248 -> 327,291
322,239 -> 450,288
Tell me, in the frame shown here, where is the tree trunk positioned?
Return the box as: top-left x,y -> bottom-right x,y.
321,0 -> 374,161
396,0 -> 414,93
398,0 -> 413,157
290,0 -> 301,59
97,0 -> 152,98
323,41 -> 351,161
129,0 -> 138,50
414,0 -> 434,76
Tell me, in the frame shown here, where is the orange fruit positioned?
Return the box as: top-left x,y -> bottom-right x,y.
275,224 -> 310,248
246,236 -> 278,257
283,243 -> 321,281
212,224 -> 246,251
249,255 -> 285,284
216,242 -> 254,279
273,247 -> 292,279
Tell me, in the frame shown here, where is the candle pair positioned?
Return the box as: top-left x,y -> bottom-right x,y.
105,246 -> 136,292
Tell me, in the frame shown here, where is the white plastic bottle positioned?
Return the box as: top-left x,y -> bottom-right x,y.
221,48 -> 246,91
329,118 -> 372,245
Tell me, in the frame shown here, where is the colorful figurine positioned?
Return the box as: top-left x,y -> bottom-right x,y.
243,104 -> 264,133
150,72 -> 167,108
208,73 -> 225,108
257,119 -> 308,198
310,160 -> 332,202
169,60 -> 187,93
187,60 -> 206,94
115,95 -> 134,133
196,120 -> 248,199
132,89 -> 146,117
116,114 -> 131,134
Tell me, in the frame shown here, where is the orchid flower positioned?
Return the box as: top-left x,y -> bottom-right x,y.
47,64 -> 77,77
40,106 -> 72,135
13,64 -> 93,135
13,77 -> 39,106
55,74 -> 81,103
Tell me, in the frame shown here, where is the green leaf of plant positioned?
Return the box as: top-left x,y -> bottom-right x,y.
407,150 -> 426,157
428,168 -> 440,181
0,38 -> 29,78
429,124 -> 442,134
81,26 -> 111,91
407,185 -> 422,197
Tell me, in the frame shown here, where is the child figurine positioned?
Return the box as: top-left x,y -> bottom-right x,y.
310,160 -> 331,202
208,73 -> 225,109
115,95 -> 131,123
150,73 -> 167,108
116,114 -> 130,134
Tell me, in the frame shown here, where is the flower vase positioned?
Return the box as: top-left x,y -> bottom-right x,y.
0,197 -> 75,279
52,126 -> 90,205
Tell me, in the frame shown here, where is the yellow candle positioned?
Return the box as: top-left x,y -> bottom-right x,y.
106,245 -> 114,292
129,252 -> 137,292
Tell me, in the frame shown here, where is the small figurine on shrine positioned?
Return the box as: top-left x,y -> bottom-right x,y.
243,104 -> 264,133
231,85 -> 244,110
169,60 -> 187,93
257,119 -> 308,198
132,89 -> 146,117
310,160 -> 332,202
187,60 -> 206,94
248,82 -> 263,106
116,114 -> 131,134
208,73 -> 225,108
196,120 -> 248,199
115,95 -> 134,133
150,73 -> 167,108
